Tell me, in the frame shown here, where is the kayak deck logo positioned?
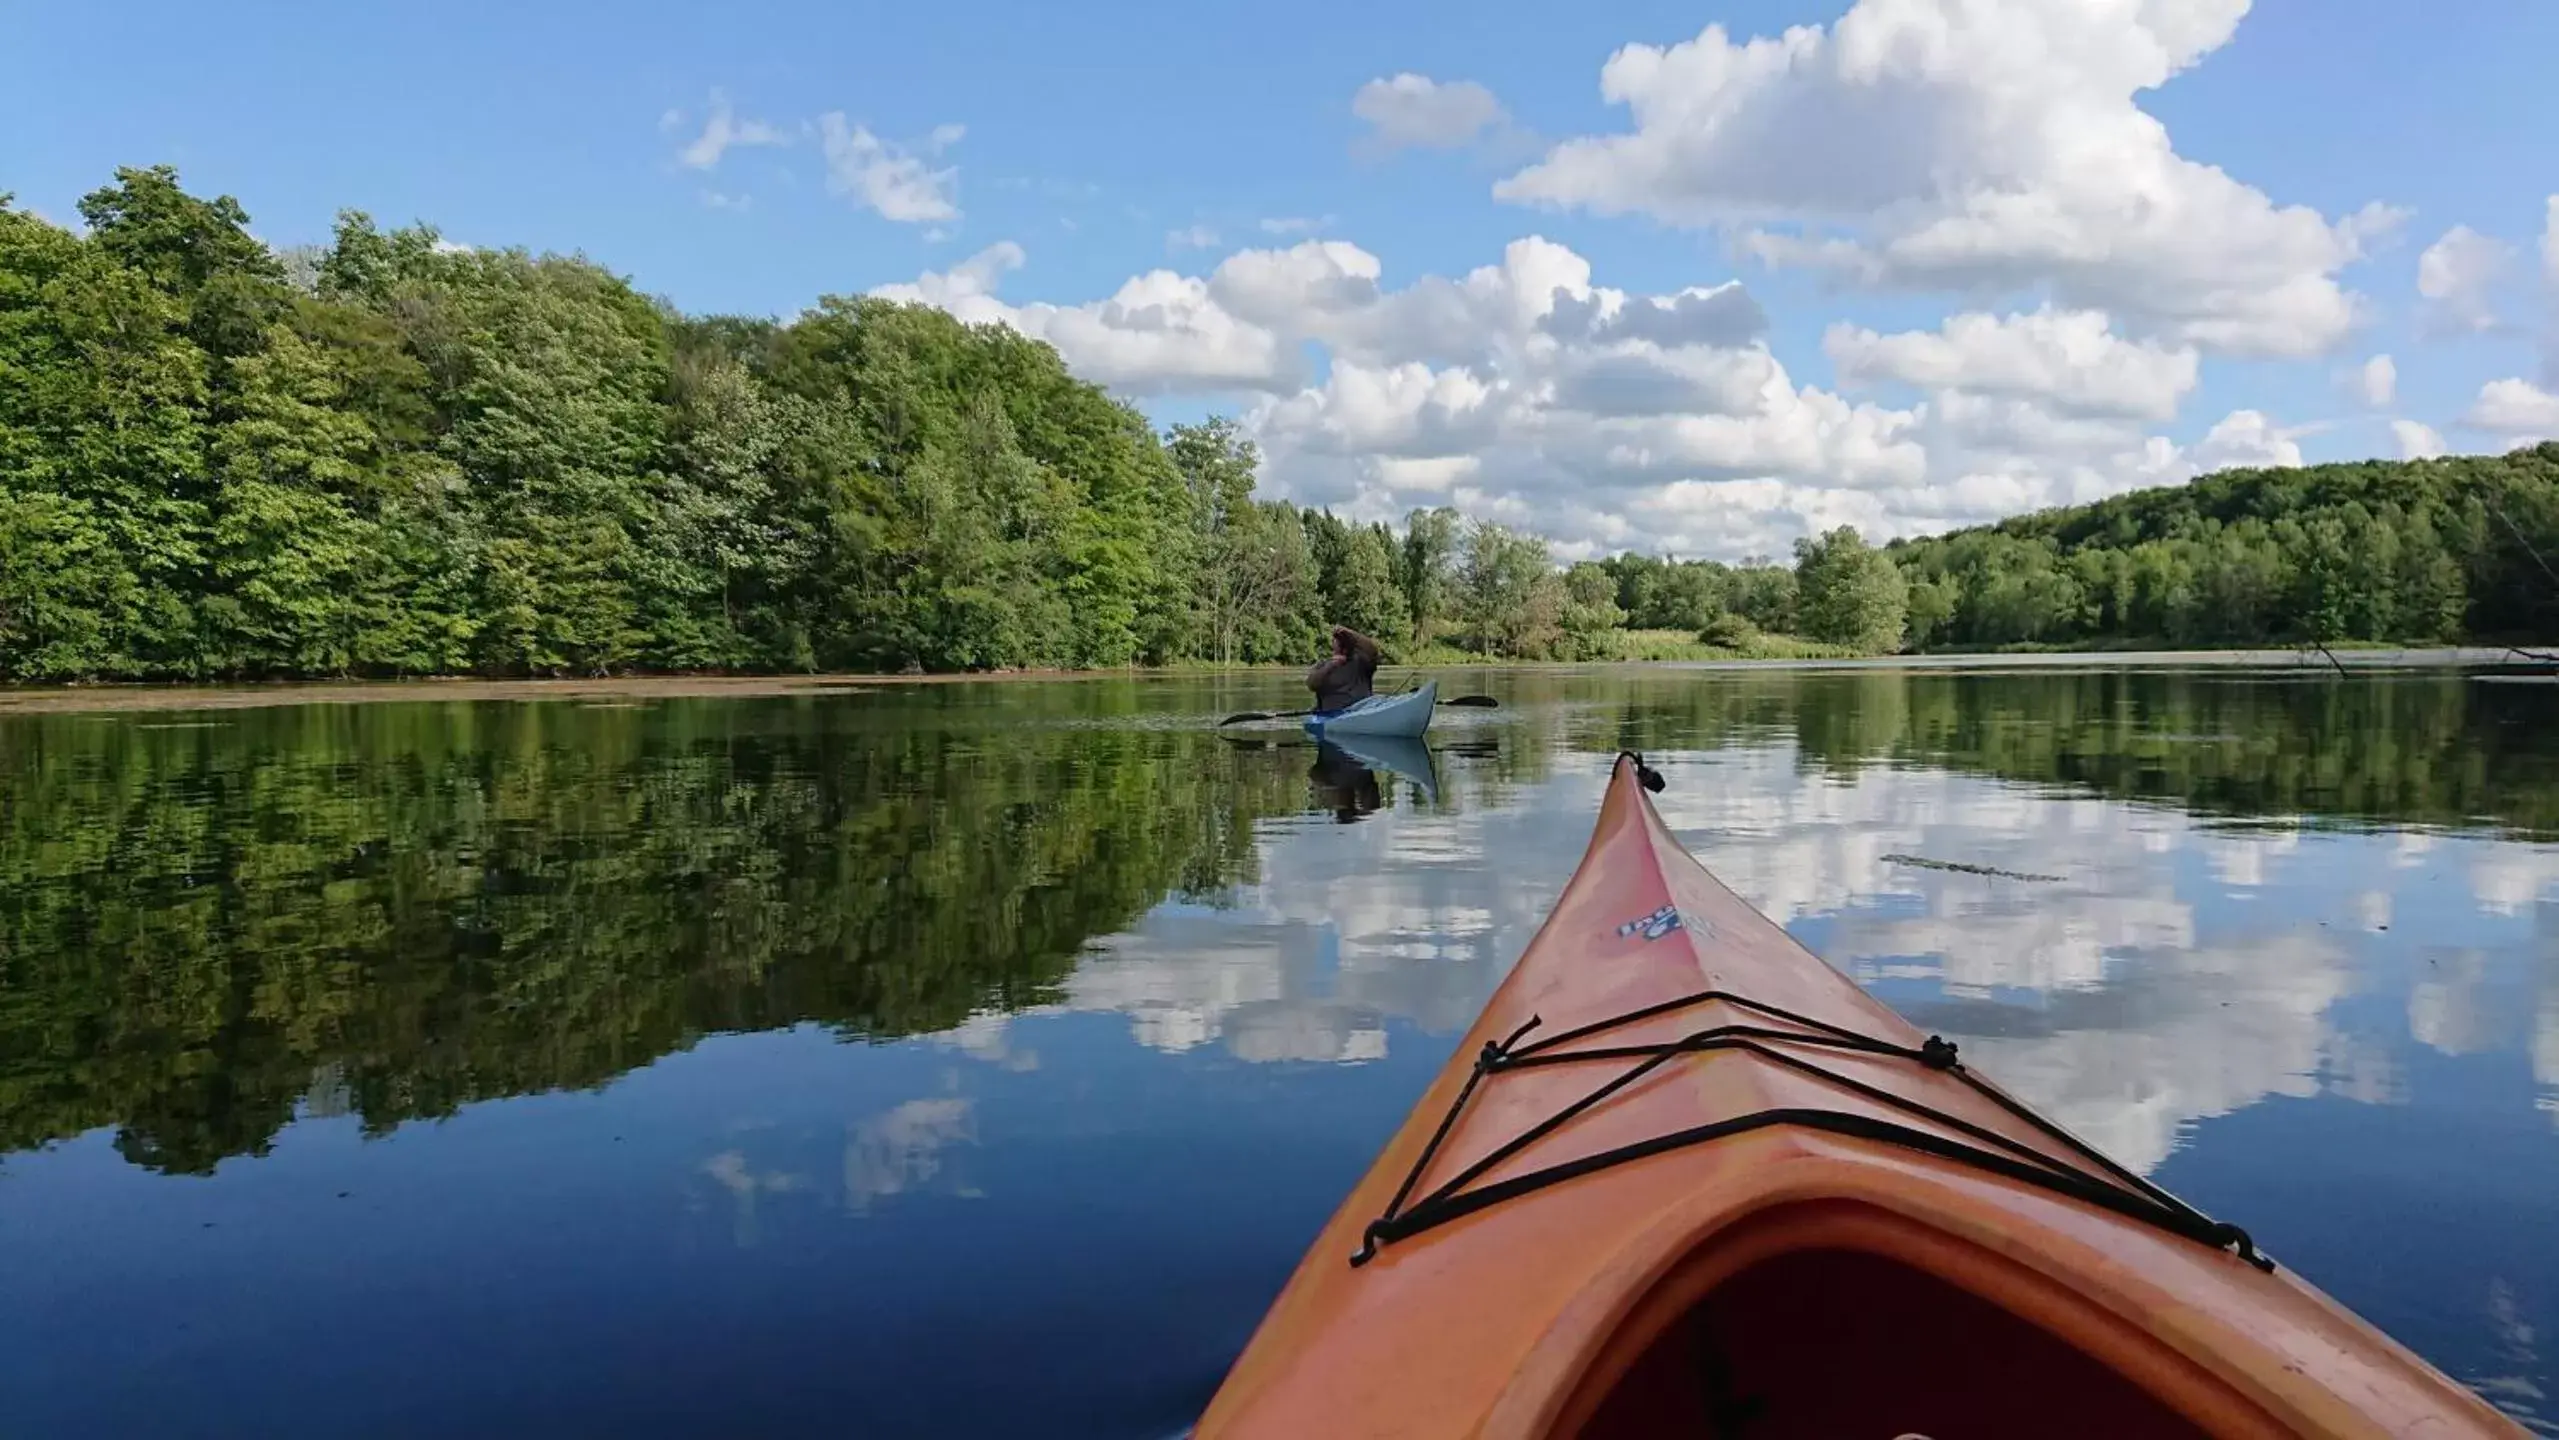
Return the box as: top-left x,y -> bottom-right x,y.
1615,904 -> 1684,941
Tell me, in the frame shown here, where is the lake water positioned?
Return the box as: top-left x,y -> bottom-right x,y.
3,666 -> 2556,1437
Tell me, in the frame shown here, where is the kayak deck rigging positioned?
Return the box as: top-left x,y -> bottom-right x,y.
1349,754 -> 2272,1279
1350,983 -> 2271,1273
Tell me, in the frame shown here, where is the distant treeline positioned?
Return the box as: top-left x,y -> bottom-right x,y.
4,167 -> 2556,682
1886,449 -> 2559,650
1595,432 -> 2559,654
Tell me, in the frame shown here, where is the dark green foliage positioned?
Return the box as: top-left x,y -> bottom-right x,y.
79,166 -> 290,369
1600,552 -> 1727,631
1559,561 -> 1627,658
0,175 -> 1215,679
4,167 -> 2555,680
1302,508 -> 1410,647
1726,562 -> 1800,635
0,199 -> 214,676
1888,449 -> 2559,649
1457,520 -> 1565,658
1174,419 -> 1320,663
1400,506 -> 1462,647
1795,526 -> 1908,651
1697,610 -> 1758,648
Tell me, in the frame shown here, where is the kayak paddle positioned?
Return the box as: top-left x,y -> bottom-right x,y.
1216,695 -> 1499,727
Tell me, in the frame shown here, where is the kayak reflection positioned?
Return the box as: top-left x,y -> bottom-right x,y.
1214,730 -> 1449,821
1306,741 -> 1382,822
1309,734 -> 1442,821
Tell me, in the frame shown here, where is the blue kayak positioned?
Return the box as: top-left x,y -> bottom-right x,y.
1304,681 -> 1436,739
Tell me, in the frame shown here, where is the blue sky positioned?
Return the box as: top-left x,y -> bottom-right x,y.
7,0 -> 2559,557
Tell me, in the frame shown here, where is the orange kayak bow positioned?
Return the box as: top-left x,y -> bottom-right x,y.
1195,752 -> 2523,1439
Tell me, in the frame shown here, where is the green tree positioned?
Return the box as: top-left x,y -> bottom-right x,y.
1654,562 -> 1726,631
1402,506 -> 1462,646
1201,501 -> 1318,664
1168,421 -> 1312,663
1168,416 -> 1257,536
1902,576 -> 1956,650
1559,561 -> 1627,658
1460,520 -> 1563,658
1886,445 -> 2557,649
647,357 -> 800,667
1325,520 -> 1410,644
1600,553 -> 1727,630
78,165 -> 289,367
0,201 -> 212,677
1795,526 -> 1908,652
202,323 -> 394,673
1727,561 -> 1799,635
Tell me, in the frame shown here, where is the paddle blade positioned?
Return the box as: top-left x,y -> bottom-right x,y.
1217,711 -> 1277,727
1440,695 -> 1501,708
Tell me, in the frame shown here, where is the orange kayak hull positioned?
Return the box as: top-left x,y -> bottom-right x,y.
1195,753 -> 2523,1440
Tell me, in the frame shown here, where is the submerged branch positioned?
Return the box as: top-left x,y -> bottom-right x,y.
1882,854 -> 2064,883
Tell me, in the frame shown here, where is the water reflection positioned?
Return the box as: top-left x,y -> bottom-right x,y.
1306,741 -> 1386,822
2,668 -> 2557,1437
1217,731 -> 1442,821
843,1095 -> 980,1216
701,1146 -> 811,1248
2537,902 -> 2559,1129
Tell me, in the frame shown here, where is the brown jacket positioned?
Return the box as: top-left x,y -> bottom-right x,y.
1307,627 -> 1382,712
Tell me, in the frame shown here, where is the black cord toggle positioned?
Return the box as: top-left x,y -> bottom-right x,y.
1481,1015 -> 1541,1073
1350,1220 -> 1388,1268
1919,1035 -> 1961,1070
1616,750 -> 1667,791
2209,1223 -> 2273,1272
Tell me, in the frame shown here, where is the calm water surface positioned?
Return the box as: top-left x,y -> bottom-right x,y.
3,667 -> 2556,1437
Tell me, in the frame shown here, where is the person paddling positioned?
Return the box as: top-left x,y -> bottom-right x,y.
1306,626 -> 1381,716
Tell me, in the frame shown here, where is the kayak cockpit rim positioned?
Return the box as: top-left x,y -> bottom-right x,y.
1498,1195 -> 2302,1440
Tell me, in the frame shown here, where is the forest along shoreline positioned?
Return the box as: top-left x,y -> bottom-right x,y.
4,168 -> 2557,687
0,648 -> 2535,717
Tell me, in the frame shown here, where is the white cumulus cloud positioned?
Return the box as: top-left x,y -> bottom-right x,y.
874,240 -> 1024,306
1493,0 -> 2394,359
819,113 -> 962,223
876,223 -> 2349,557
1544,283 -> 1768,350
1167,224 -> 1221,251
1352,73 -> 1507,151
2417,225 -> 2514,334
2543,197 -> 2559,288
2392,420 -> 2447,460
673,90 -> 788,171
873,242 -> 1298,395
2184,409 -> 2304,472
2345,353 -> 2396,409
2542,197 -> 2559,385
2465,378 -> 2559,439
1825,308 -> 2198,420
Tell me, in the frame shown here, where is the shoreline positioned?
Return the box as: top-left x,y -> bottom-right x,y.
0,647 -> 2541,716
1645,645 -> 2541,673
